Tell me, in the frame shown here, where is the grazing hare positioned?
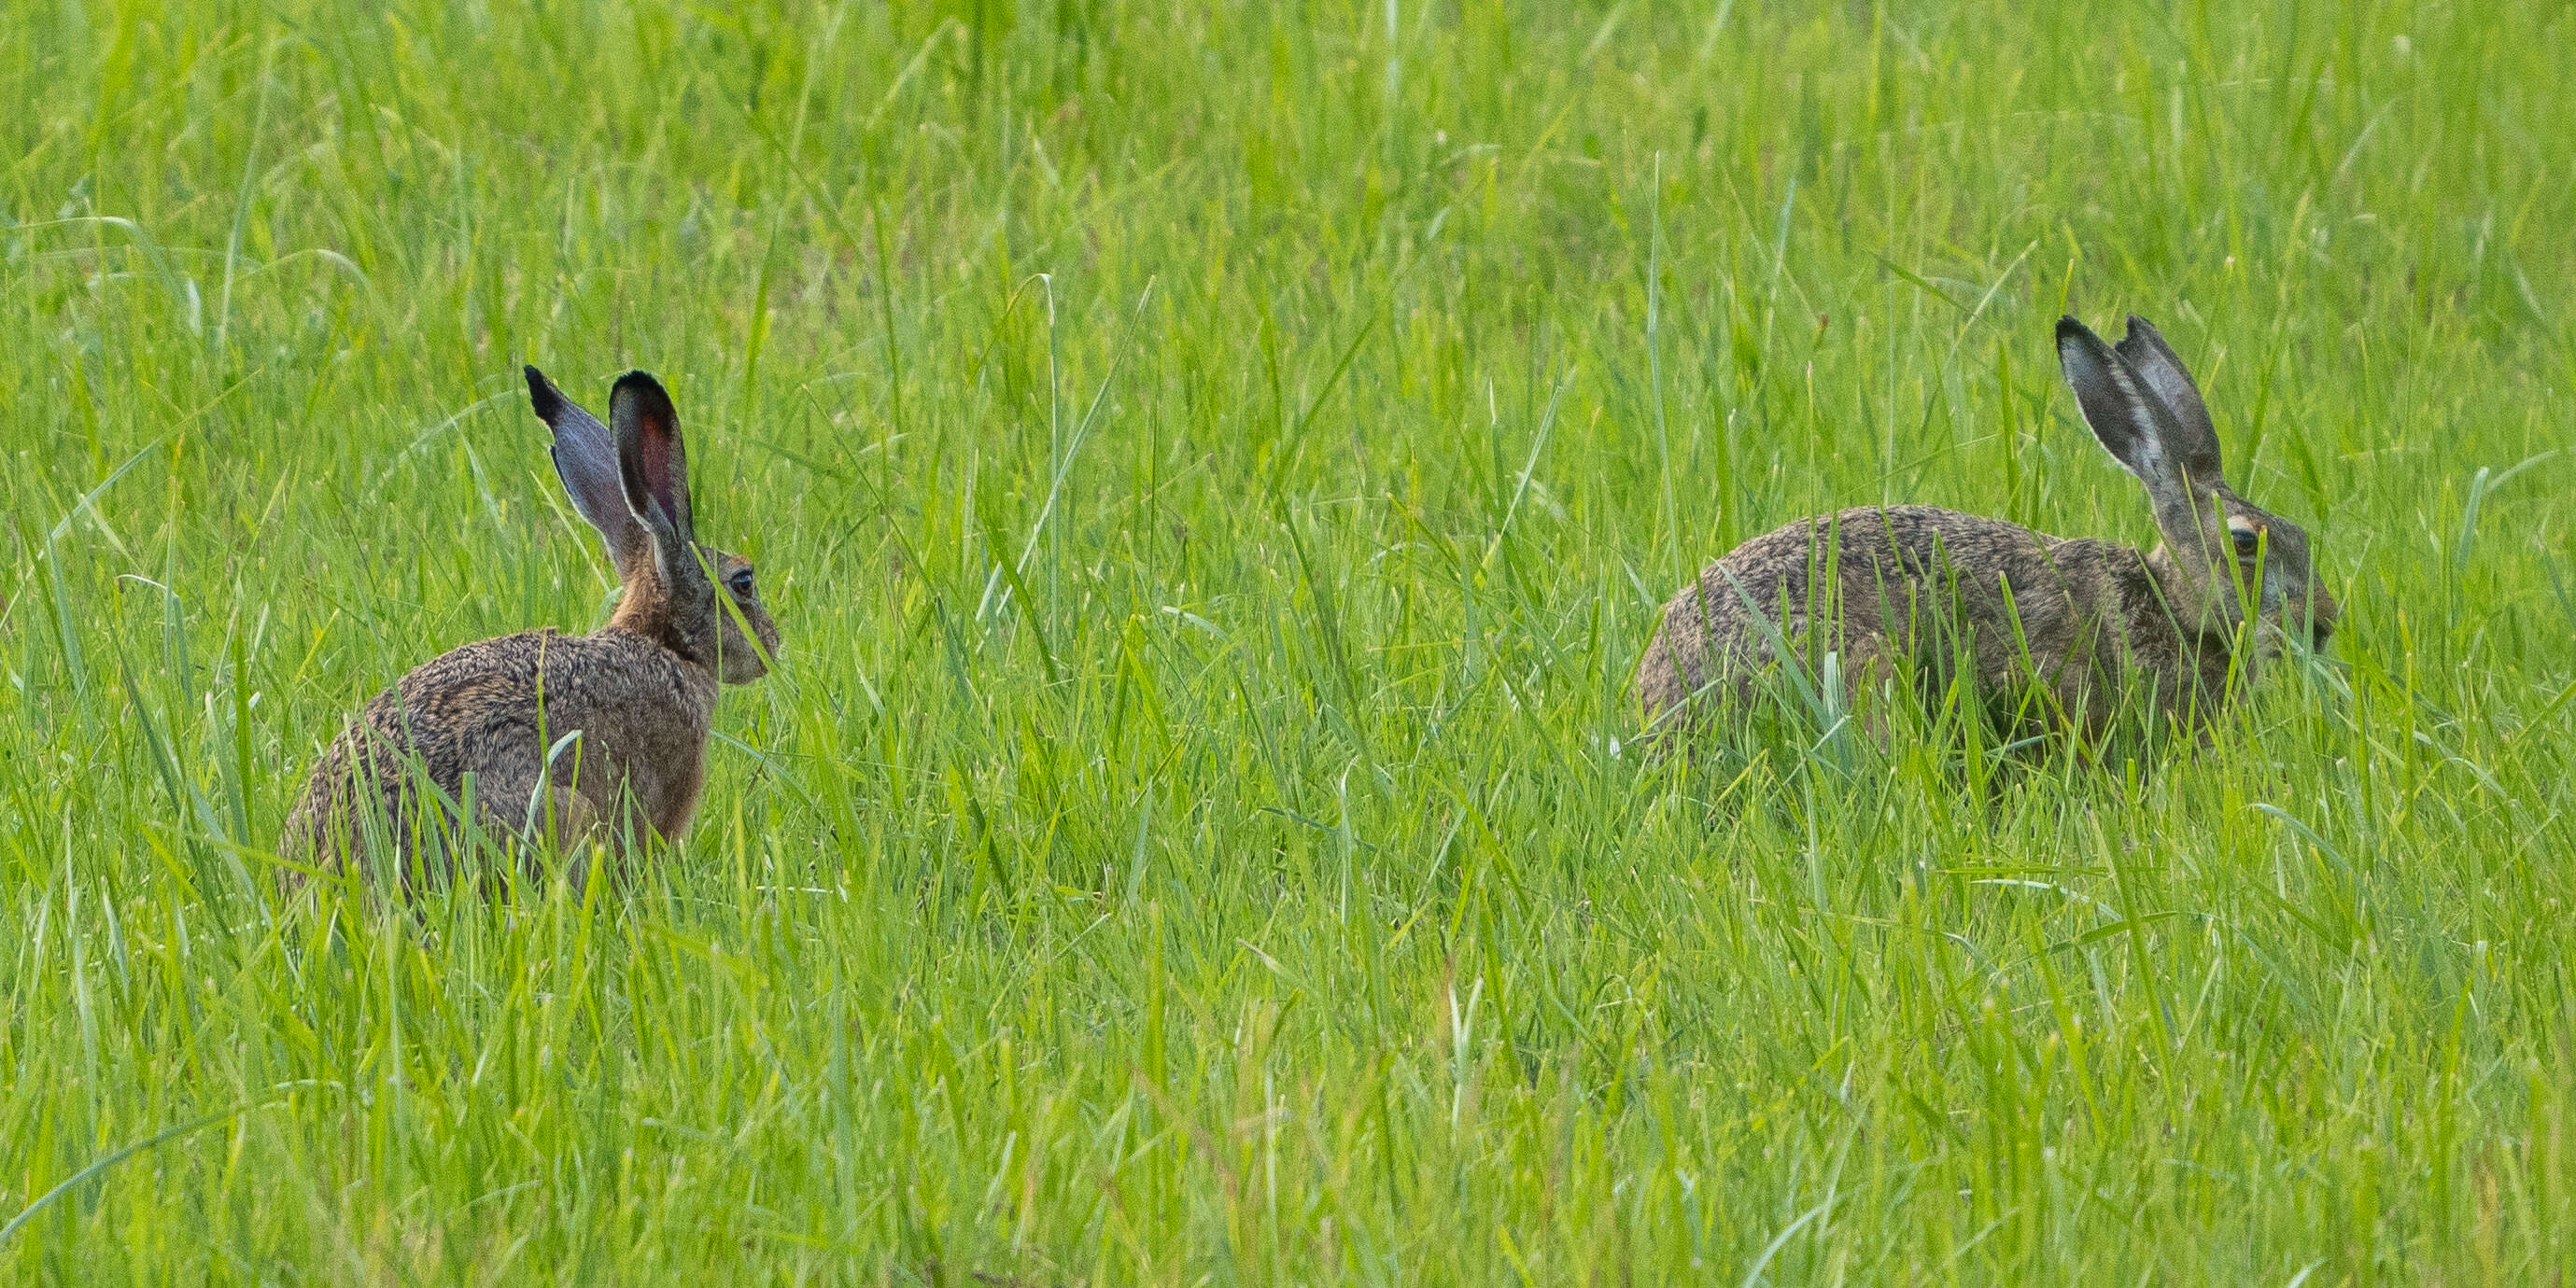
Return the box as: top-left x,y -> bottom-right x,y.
280,367 -> 781,889
1637,315 -> 2335,748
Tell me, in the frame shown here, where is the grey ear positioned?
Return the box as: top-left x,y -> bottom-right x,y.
2114,315 -> 2223,485
2056,316 -> 2178,486
527,365 -> 642,577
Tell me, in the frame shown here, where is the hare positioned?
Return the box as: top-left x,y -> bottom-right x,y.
1636,315 -> 2336,748
280,367 -> 781,889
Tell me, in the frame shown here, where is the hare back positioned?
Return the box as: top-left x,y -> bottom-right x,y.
1638,504 -> 2210,732
281,626 -> 719,878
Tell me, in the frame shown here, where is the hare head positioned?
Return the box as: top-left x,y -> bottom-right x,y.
525,366 -> 781,683
2056,315 -> 2337,662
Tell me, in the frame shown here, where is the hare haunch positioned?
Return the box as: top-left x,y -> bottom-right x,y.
1638,315 -> 2336,746
281,368 -> 781,888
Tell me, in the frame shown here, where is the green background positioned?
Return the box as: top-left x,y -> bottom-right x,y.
4,0 -> 2571,1281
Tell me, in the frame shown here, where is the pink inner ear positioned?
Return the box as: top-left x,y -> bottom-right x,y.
638,436 -> 677,513
611,371 -> 689,534
630,421 -> 690,533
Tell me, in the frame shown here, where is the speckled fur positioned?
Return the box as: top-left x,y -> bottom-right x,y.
1638,315 -> 2337,748
281,369 -> 781,889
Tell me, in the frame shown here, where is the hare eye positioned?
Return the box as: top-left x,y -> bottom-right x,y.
2230,528 -> 2262,557
727,567 -> 756,596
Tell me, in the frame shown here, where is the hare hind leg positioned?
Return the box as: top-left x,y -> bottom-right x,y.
465,769 -> 613,888
1755,609 -> 1896,745
532,789 -> 622,892
1815,631 -> 1899,751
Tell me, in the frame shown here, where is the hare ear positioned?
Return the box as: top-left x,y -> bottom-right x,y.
2057,315 -> 2181,487
527,365 -> 644,577
2114,315 -> 2223,485
610,371 -> 694,547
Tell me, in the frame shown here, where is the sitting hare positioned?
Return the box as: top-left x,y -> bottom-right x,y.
1637,315 -> 2335,747
281,367 -> 781,889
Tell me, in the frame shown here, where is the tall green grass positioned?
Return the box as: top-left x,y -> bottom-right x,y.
5,0 -> 2573,1281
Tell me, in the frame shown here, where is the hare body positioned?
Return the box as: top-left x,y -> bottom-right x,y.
1638,504 -> 2230,741
1639,315 -> 2335,744
281,368 -> 779,889
283,628 -> 713,875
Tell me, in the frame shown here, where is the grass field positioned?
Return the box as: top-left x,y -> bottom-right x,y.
6,0 -> 2575,1281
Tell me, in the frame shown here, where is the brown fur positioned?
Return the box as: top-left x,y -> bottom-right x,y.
280,369 -> 781,890
1637,316 -> 2337,748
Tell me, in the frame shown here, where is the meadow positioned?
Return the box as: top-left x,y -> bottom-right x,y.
6,0 -> 2575,1281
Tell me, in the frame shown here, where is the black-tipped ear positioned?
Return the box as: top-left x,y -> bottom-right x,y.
528,365 -> 643,578
2114,315 -> 2223,485
525,365 -> 567,424
2057,315 -> 2175,485
611,371 -> 693,545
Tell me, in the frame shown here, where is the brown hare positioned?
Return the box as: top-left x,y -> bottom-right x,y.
281,367 -> 781,889
1637,315 -> 2336,749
